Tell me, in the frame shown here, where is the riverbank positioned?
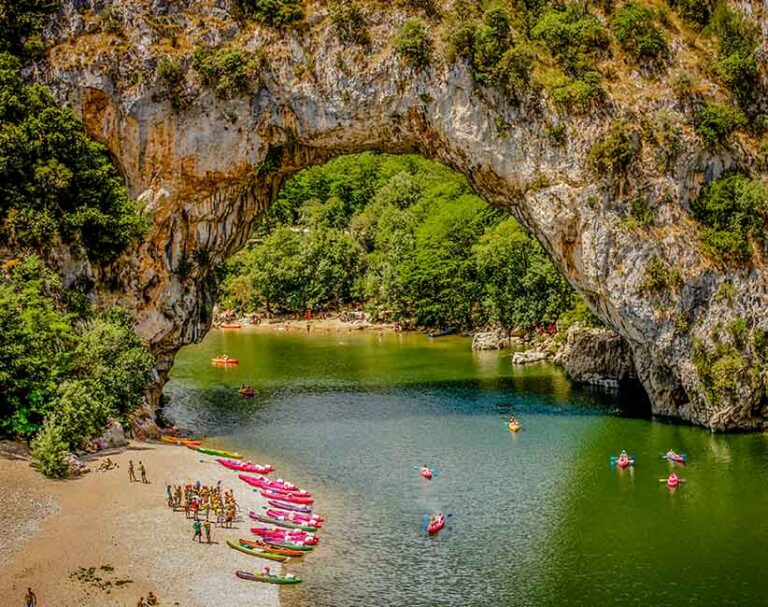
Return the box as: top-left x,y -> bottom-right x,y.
0,442 -> 281,607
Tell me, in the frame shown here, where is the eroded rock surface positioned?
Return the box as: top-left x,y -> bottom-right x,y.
36,0 -> 768,429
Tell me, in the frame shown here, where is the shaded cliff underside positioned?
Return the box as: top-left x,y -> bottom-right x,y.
33,0 -> 768,429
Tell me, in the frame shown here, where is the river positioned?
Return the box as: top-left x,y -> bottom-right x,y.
164,328 -> 768,606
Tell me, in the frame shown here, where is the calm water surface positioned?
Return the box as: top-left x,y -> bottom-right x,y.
165,329 -> 768,606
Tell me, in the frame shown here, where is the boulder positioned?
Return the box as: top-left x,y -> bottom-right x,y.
511,350 -> 550,364
96,418 -> 127,449
66,453 -> 89,477
563,325 -> 635,388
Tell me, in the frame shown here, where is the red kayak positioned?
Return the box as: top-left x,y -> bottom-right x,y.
420,466 -> 433,480
219,460 -> 274,474
616,458 -> 634,469
251,528 -> 319,544
665,453 -> 686,464
261,489 -> 314,505
266,509 -> 323,526
667,475 -> 680,488
239,474 -> 309,494
427,515 -> 446,535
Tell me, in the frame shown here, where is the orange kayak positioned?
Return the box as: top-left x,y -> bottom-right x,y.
161,436 -> 202,447
220,324 -> 242,329
239,538 -> 305,557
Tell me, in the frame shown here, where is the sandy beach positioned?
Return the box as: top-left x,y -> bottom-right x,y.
0,442 -> 282,607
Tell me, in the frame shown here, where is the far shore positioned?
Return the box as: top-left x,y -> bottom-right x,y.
0,442 -> 281,607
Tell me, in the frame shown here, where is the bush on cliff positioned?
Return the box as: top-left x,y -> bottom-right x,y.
0,0 -> 57,58
611,3 -> 667,63
396,19 -> 432,71
233,0 -> 303,28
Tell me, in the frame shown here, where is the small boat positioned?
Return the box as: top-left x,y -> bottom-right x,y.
249,512 -> 319,532
667,476 -> 680,488
427,515 -> 446,535
420,466 -> 433,480
197,447 -> 242,459
212,355 -> 239,365
219,460 -> 273,474
268,499 -> 313,514
428,328 -> 456,338
239,538 -> 306,557
508,423 -> 521,432
239,386 -> 255,397
236,571 -> 302,585
665,452 -> 687,464
220,324 -> 242,329
261,489 -> 314,505
266,509 -> 323,526
160,436 -> 202,447
262,540 -> 314,552
226,539 -> 287,562
250,527 -> 318,542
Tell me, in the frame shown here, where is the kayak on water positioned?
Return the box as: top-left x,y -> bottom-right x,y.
219,324 -> 242,329
196,447 -> 243,459
249,512 -> 319,532
267,499 -> 313,514
226,539 -> 287,562
427,514 -> 446,535
508,423 -> 521,432
239,538 -> 306,557
420,466 -> 433,480
218,460 -> 274,474
161,436 -> 202,447
236,571 -> 302,585
211,355 -> 239,365
265,508 -> 323,526
611,452 -> 635,469
664,451 -> 687,463
260,489 -> 314,505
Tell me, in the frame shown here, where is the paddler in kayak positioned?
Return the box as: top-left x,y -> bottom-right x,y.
616,450 -> 631,467
509,416 -> 519,425
666,449 -> 682,460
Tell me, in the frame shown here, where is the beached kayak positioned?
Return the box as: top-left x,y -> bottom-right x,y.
266,509 -> 323,526
249,512 -> 319,532
239,538 -> 306,557
261,489 -> 314,504
264,540 -> 314,552
161,436 -> 202,447
428,516 -> 446,535
219,460 -> 273,474
197,447 -> 242,459
250,527 -> 319,543
267,499 -> 313,514
420,467 -> 433,480
236,571 -> 302,584
508,423 -> 521,432
227,539 -> 287,562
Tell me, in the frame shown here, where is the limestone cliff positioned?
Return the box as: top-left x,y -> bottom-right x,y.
34,0 -> 768,430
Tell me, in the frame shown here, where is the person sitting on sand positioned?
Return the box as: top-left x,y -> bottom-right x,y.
146,592 -> 158,606
24,587 -> 37,607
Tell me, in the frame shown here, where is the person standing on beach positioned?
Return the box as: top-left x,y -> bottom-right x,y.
193,519 -> 202,542
128,460 -> 137,482
24,587 -> 37,607
204,520 -> 212,544
139,461 -> 148,483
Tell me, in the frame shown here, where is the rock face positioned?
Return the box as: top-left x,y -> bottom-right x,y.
511,350 -> 550,365
472,330 -> 512,351
563,326 -> 636,389
35,0 -> 768,430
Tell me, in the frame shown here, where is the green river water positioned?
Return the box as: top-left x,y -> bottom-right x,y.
164,329 -> 768,607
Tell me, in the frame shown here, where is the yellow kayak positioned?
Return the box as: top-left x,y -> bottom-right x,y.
195,446 -> 242,459
508,423 -> 521,432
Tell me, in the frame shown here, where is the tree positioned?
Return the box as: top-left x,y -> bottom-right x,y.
30,419 -> 69,478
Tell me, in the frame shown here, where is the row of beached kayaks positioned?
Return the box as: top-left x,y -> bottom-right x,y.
212,455 -> 325,586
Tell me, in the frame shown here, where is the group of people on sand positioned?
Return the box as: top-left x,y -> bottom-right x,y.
167,481 -> 239,531
135,591 -> 159,606
128,460 -> 148,483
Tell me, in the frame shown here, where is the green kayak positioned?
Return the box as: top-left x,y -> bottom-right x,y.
236,571 -> 302,584
227,539 -> 286,562
197,447 -> 242,459
265,540 -> 314,552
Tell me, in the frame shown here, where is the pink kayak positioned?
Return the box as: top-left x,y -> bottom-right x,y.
667,476 -> 680,488
665,454 -> 686,464
616,458 -> 634,469
268,499 -> 313,514
251,528 -> 319,544
261,489 -> 314,505
420,467 -> 433,480
427,516 -> 446,535
239,474 -> 310,495
217,459 -> 273,474
266,509 -> 323,526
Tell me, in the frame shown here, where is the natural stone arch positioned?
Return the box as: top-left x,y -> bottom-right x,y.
43,0 -> 768,430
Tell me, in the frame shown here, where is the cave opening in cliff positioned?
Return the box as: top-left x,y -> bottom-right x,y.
202,151 -> 651,417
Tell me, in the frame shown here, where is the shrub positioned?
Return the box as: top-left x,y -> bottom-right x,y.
642,255 -> 674,293
545,71 -> 604,113
588,121 -> 639,177
627,196 -> 654,227
611,4 -> 667,62
0,0 -> 58,57
668,0 -> 714,29
691,173 -> 768,264
50,380 -> 112,449
30,420 -> 69,479
395,19 -> 432,71
331,1 -> 370,46
671,71 -> 695,101
495,44 -> 534,97
192,47 -> 262,99
532,5 -> 609,75
233,0 -> 303,28
694,102 -> 745,147
711,3 -> 758,109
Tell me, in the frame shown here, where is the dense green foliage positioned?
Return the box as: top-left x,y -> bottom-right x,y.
219,154 -> 578,330
192,47 -> 263,99
331,1 -> 370,46
233,0 -> 303,27
0,53 -> 146,260
396,18 -> 432,70
691,174 -> 768,264
610,4 -> 667,62
711,2 -> 759,110
30,419 -> 69,478
694,101 -> 746,147
588,121 -> 639,177
0,256 -> 154,450
0,0 -> 57,57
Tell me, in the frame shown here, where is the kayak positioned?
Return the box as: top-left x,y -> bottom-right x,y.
665,453 -> 686,463
616,458 -> 634,469
212,355 -> 239,365
197,447 -> 242,459
249,512 -> 319,532
264,540 -> 314,552
219,460 -> 274,474
236,571 -> 302,584
428,516 -> 446,535
261,489 -> 314,505
226,539 -> 287,562
250,527 -> 318,543
161,436 -> 202,447
268,499 -> 313,514
508,423 -> 521,432
667,476 -> 680,488
239,387 -> 255,396
239,538 -> 306,557
220,324 -> 242,329
266,509 -> 323,526
420,467 -> 433,480
241,476 -> 310,496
